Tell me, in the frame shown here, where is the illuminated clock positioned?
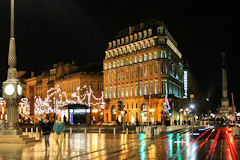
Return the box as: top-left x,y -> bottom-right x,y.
17,84 -> 22,96
4,84 -> 15,96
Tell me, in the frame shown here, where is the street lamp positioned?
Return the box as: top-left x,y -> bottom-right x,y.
190,104 -> 195,109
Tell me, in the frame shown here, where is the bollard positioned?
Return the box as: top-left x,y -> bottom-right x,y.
31,127 -> 33,137
113,128 -> 116,135
99,128 -> 101,134
70,127 -> 72,134
126,128 -> 128,134
84,128 -> 87,134
25,128 -> 28,134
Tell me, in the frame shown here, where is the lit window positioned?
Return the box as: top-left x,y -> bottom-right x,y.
118,86 -> 120,98
114,86 -> 116,98
109,62 -> 111,69
161,50 -> 167,58
149,53 -> 152,60
126,86 -> 129,97
144,81 -> 148,95
144,53 -> 147,61
121,60 -> 124,66
155,80 -> 158,94
130,57 -> 133,64
109,87 -> 112,98
139,55 -> 142,62
105,87 -> 108,98
135,56 -> 138,63
149,64 -> 152,75
140,83 -> 143,96
126,59 -> 128,65
104,63 -> 107,70
150,81 -> 153,94
168,52 -> 171,59
144,65 -> 147,76
122,86 -> 124,97
117,60 -> 120,67
113,61 -> 115,68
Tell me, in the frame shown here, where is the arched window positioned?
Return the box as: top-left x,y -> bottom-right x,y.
117,39 -> 120,47
138,32 -> 142,40
109,62 -> 111,69
149,53 -> 152,60
121,38 -> 124,45
134,33 -> 138,41
125,36 -> 129,44
130,35 -> 133,42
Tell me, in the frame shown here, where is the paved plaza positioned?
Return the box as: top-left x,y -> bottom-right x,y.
0,126 -> 240,159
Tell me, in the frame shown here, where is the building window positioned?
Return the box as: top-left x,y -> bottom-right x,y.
104,63 -> 107,70
139,55 -> 142,62
109,72 -> 112,82
149,64 -> 152,75
130,69 -> 133,79
144,53 -> 147,61
135,66 -> 138,77
130,57 -> 133,64
117,71 -> 120,80
122,86 -> 124,97
155,79 -> 158,94
109,62 -> 111,69
161,50 -> 167,58
109,87 -> 112,98
126,69 -> 129,79
144,81 -> 148,95
154,51 -> 158,59
130,86 -> 133,97
126,59 -> 128,65
135,56 -> 138,63
135,83 -> 138,96
154,62 -> 158,74
150,81 -> 153,94
162,64 -> 166,73
114,86 -> 116,98
140,82 -> 143,96
113,61 -> 115,68
117,60 -> 120,67
144,65 -> 147,76
105,87 -> 108,98
118,86 -> 120,98
149,53 -> 152,60
121,70 -> 124,80
121,60 -> 124,66
126,86 -> 129,97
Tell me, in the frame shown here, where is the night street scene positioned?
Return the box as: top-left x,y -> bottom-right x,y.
0,1 -> 239,160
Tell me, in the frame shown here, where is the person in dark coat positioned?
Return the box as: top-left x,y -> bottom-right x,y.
39,116 -> 53,149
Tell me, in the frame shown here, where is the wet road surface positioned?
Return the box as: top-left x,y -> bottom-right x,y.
0,126 -> 239,160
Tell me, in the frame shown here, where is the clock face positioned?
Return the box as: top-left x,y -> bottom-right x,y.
17,84 -> 22,96
4,84 -> 15,96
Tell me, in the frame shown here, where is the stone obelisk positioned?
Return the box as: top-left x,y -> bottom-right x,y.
0,0 -> 22,135
221,52 -> 229,108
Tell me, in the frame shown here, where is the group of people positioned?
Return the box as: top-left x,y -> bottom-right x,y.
39,115 -> 66,150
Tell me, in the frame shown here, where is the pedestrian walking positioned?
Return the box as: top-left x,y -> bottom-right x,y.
54,116 -> 66,150
39,116 -> 53,149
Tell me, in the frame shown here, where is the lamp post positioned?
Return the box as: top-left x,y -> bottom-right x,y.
190,104 -> 195,134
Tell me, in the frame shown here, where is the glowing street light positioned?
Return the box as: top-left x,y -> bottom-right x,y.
190,104 -> 195,109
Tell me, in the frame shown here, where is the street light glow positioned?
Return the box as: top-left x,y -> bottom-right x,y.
190,104 -> 195,109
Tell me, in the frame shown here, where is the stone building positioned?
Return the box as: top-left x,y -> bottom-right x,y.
22,62 -> 103,123
103,19 -> 185,125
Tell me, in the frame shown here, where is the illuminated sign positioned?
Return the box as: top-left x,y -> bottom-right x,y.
183,71 -> 188,98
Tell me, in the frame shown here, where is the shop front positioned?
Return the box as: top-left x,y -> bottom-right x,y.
59,104 -> 91,125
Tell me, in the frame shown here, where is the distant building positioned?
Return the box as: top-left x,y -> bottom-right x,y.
22,62 -> 103,123
103,19 -> 185,125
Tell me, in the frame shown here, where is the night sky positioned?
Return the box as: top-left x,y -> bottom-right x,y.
0,1 -> 239,111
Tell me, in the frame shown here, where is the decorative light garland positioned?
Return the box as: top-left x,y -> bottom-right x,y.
0,97 -> 30,120
34,85 -> 105,115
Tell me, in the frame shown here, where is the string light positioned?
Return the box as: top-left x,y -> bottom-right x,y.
34,85 -> 105,115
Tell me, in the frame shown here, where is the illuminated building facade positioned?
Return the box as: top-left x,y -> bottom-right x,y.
103,19 -> 185,124
23,62 -> 103,123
